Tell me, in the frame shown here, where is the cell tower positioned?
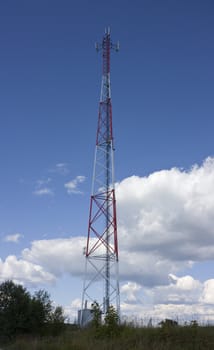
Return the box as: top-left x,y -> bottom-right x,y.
81,28 -> 120,326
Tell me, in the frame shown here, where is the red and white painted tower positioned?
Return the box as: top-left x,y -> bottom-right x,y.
81,28 -> 120,325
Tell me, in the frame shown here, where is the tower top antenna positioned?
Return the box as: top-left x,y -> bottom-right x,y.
105,26 -> 110,34
95,28 -> 119,53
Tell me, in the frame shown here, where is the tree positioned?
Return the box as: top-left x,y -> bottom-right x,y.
0,280 -> 32,339
159,319 -> 178,328
104,305 -> 120,337
48,306 -> 66,335
29,289 -> 53,335
31,290 -> 66,336
159,319 -> 179,342
0,280 -> 66,339
91,302 -> 120,338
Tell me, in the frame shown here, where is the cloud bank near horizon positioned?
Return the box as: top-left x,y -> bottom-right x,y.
1,157 -> 214,320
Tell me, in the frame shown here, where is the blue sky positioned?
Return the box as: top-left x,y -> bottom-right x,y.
1,0 -> 214,323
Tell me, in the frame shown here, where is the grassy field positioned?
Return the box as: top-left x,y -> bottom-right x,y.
2,324 -> 214,350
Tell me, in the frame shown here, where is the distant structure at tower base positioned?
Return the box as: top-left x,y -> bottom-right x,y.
77,301 -> 93,326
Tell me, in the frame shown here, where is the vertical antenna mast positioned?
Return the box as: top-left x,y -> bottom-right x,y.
81,28 -> 120,326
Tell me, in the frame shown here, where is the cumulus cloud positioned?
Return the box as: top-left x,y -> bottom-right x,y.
64,175 -> 86,194
121,302 -> 214,325
14,157 -> 214,288
2,157 -> 214,321
0,255 -> 55,286
116,157 -> 214,286
121,282 -> 142,303
152,274 -> 202,304
4,233 -> 24,243
64,298 -> 82,321
22,237 -> 86,276
200,279 -> 214,304
120,297 -> 214,325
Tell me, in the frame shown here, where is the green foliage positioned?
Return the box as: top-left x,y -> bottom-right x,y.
105,305 -> 119,326
1,284 -> 214,350
159,318 -> 178,328
190,319 -> 199,328
33,290 -> 53,322
103,305 -> 120,337
0,280 -> 32,339
0,280 -> 66,341
90,303 -> 120,339
159,318 -> 179,343
47,306 -> 67,336
3,325 -> 214,350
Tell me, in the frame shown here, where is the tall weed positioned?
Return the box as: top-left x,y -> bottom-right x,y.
3,325 -> 214,350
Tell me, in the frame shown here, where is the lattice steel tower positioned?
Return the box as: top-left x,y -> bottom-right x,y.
81,28 -> 120,325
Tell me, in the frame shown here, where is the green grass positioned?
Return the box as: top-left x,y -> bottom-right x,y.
2,325 -> 214,350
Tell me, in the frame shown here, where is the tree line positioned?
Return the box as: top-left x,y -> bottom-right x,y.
0,280 -> 66,340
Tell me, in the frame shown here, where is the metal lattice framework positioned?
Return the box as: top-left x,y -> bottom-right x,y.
81,28 -> 120,326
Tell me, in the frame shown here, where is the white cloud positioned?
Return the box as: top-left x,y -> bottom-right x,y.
119,274 -> 206,323
4,233 -> 24,243
64,175 -> 86,194
21,158 -> 214,288
65,298 -> 81,320
200,279 -> 214,304
116,157 -> 214,286
33,177 -> 54,196
33,187 -> 54,196
152,274 -> 202,304
2,157 -> 214,321
22,237 -> 86,276
121,282 -> 142,303
0,255 -> 55,286
169,274 -> 201,291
